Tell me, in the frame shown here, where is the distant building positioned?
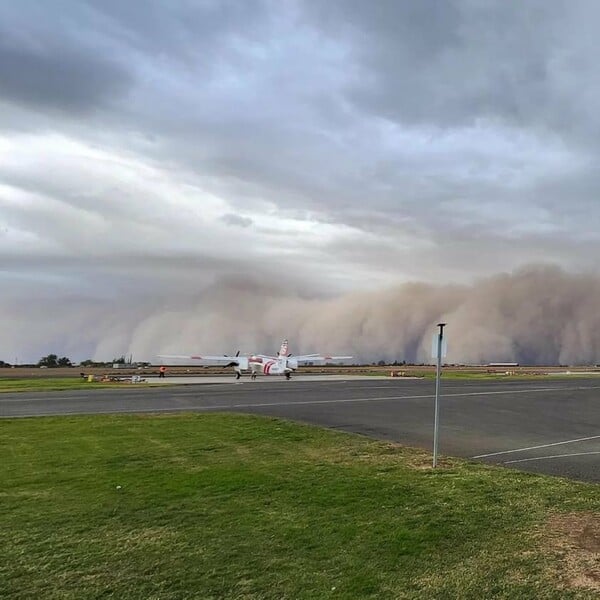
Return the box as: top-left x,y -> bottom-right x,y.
487,362 -> 519,367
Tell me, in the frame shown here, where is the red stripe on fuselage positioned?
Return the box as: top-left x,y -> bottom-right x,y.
264,360 -> 275,375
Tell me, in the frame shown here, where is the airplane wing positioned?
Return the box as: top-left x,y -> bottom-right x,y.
158,354 -> 242,364
293,354 -> 353,363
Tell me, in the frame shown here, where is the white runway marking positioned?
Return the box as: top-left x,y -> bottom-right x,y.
503,451 -> 600,464
471,434 -> 600,459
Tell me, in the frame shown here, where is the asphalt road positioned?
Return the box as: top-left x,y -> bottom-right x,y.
1,377 -> 599,482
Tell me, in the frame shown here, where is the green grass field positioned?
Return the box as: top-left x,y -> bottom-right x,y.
0,370 -> 590,393
1,413 -> 598,599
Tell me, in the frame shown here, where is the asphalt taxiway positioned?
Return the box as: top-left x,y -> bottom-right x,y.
1,376 -> 598,482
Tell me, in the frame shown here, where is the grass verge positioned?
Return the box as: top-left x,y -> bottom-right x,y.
1,413 -> 598,599
0,378 -> 164,393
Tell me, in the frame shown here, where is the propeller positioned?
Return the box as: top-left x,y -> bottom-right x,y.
224,350 -> 241,368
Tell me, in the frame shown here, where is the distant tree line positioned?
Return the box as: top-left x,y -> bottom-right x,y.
376,360 -> 407,366
80,357 -> 151,368
1,356 -> 151,368
37,354 -> 72,368
76,358 -> 120,367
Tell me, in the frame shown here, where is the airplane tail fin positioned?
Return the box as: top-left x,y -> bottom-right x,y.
278,339 -> 289,357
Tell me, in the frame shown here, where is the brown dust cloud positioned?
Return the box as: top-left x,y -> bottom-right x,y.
92,265 -> 600,365
4,265 -> 600,366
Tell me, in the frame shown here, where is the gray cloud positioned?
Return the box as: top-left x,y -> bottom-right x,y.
0,2 -> 134,114
220,213 -> 253,228
2,1 -> 600,361
303,1 -> 574,130
0,37 -> 132,114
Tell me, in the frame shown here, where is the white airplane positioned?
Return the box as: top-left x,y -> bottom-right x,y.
159,339 -> 352,380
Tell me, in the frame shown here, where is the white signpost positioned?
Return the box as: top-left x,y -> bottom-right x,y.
432,323 -> 447,468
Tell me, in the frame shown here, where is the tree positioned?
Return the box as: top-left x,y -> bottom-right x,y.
37,354 -> 58,368
0,360 -> 10,367
37,354 -> 72,368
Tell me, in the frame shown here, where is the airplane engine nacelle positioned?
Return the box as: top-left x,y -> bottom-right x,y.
226,357 -> 248,370
236,357 -> 249,370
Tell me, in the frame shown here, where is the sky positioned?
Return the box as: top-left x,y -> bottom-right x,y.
2,0 -> 600,364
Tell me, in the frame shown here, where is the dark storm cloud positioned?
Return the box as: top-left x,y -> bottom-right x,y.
302,0 -> 568,128
0,36 -> 132,114
0,1 -> 134,114
0,0 -> 269,116
2,0 -> 597,241
85,0 -> 267,56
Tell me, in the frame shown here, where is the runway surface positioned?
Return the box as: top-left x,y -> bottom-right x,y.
1,377 -> 599,482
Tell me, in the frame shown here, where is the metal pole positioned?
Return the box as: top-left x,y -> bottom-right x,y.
433,323 -> 446,468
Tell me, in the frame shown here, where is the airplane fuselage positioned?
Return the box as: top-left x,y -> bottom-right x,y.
247,356 -> 296,376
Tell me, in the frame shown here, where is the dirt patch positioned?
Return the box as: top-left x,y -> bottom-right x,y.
543,512 -> 600,591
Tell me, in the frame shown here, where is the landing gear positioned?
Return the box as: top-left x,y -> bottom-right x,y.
285,372 -> 291,380
251,372 -> 257,380
235,371 -> 241,380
